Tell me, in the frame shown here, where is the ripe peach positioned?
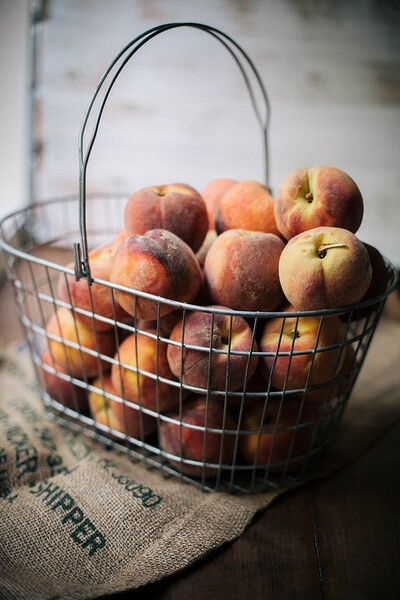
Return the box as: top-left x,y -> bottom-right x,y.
239,398 -> 316,470
38,349 -> 89,413
58,244 -> 127,332
113,229 -> 128,245
204,229 -> 285,311
89,375 -> 156,439
260,309 -> 345,391
111,329 -> 182,412
123,183 -> 208,253
196,229 -> 218,267
227,367 -> 272,409
343,242 -> 388,321
292,342 -> 356,407
159,396 -> 237,477
46,307 -> 115,378
274,166 -> 364,240
215,180 -> 280,236
109,229 -> 202,321
201,178 -> 237,230
167,307 -> 258,392
278,226 -> 372,310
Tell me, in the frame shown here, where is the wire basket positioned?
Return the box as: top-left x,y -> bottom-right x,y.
0,23 -> 398,494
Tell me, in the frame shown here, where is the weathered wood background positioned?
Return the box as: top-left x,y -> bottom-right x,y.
33,0 -> 400,264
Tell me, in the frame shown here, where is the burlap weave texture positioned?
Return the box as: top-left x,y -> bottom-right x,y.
1,318 -> 399,599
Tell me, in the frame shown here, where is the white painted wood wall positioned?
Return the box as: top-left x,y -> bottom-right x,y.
14,1 -> 400,264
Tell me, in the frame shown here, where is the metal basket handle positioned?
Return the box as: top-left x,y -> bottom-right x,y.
74,22 -> 271,283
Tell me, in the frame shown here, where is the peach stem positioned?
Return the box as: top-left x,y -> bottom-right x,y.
317,242 -> 347,258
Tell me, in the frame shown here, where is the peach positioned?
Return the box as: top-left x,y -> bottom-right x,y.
109,229 -> 202,321
274,166 -> 364,240
278,226 -> 372,310
123,183 -> 208,253
113,229 -> 128,245
344,242 -> 388,321
292,342 -> 356,407
58,244 -> 127,332
201,178 -> 237,230
89,375 -> 156,439
111,329 -> 182,412
260,308 -> 345,391
167,307 -> 258,392
46,307 -> 115,378
204,229 -> 285,311
215,180 -> 280,236
159,396 -> 237,477
38,349 -> 89,414
239,398 -> 316,470
196,229 -> 218,267
226,367 -> 272,409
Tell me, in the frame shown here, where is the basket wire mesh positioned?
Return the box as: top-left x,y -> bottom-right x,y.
0,23 -> 398,494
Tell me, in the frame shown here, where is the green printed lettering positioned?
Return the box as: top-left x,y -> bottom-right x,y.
15,446 -> 38,479
62,506 -> 84,525
16,454 -> 38,479
35,427 -> 57,452
124,480 -> 140,492
71,518 -> 96,544
116,474 -> 129,485
0,448 -> 6,464
51,492 -> 75,512
6,425 -> 28,447
32,481 -> 60,501
0,488 -> 18,503
99,458 -> 117,472
30,480 -> 46,495
81,531 -> 106,556
104,464 -> 163,508
142,494 -> 163,508
45,489 -> 65,506
61,431 -> 92,460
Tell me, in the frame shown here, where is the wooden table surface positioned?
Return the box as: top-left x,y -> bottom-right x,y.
1,276 -> 400,600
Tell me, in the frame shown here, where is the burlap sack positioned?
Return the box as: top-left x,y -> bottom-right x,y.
1,317 -> 399,600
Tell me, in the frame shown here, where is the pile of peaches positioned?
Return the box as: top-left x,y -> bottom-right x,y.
39,166 -> 389,479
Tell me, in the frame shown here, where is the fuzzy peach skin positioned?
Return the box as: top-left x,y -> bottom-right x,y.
291,342 -> 356,407
278,226 -> 372,310
201,178 -> 237,230
239,398 -> 316,470
204,229 -> 285,311
46,307 -> 115,378
111,329 -> 182,412
226,367 -> 273,408
342,242 -> 388,322
215,180 -> 280,236
109,229 -> 202,321
113,229 -> 128,245
89,375 -> 156,439
274,166 -> 364,240
167,307 -> 258,392
123,183 -> 208,253
58,243 -> 127,332
159,396 -> 237,478
38,349 -> 89,413
260,308 -> 345,391
196,229 -> 218,267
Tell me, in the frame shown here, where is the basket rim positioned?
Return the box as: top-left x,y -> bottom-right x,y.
1,193 -> 398,320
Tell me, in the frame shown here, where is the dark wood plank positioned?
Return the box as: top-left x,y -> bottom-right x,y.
116,489 -> 322,600
310,421 -> 400,600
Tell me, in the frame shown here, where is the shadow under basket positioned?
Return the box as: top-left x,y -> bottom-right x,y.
0,194 -> 397,494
